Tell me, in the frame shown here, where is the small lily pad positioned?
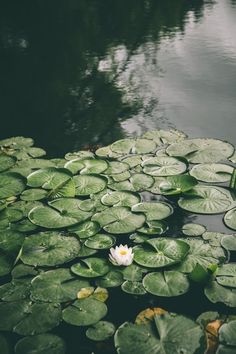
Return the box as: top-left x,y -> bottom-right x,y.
190,164 -> 233,183
86,321 -> 116,341
85,234 -> 116,249
20,189 -> 48,201
111,138 -> 156,155
0,172 -> 26,199
132,202 -> 173,221
15,334 -> 66,354
101,191 -> 140,207
142,156 -> 187,176
71,258 -> 110,278
121,281 -> 146,295
65,158 -> 108,175
182,223 -> 206,236
96,271 -> 123,288
224,208 -> 236,230
69,221 -> 101,239
73,174 -> 107,196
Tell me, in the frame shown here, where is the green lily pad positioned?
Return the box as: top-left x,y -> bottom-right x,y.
174,239 -> 225,273
190,164 -> 233,183
111,138 -> 156,155
15,334 -> 66,354
0,230 -> 25,276
143,129 -> 187,145
122,264 -> 147,281
0,136 -> 33,148
65,158 -> 108,175
221,235 -> 236,250
65,150 -> 94,160
218,320 -> 236,346
92,206 -> 146,234
132,202 -> 173,221
0,301 -> 61,335
114,313 -> 204,354
134,238 -> 190,268
205,281 -> 236,307
109,173 -> 154,192
96,271 -> 123,288
137,220 -> 168,235
216,264 -> 236,288
121,281 -> 146,295
111,171 -> 131,182
31,268 -> 90,303
202,231 -> 228,247
21,231 -> 80,266
182,223 -> 206,236
86,321 -> 116,341
76,243 -> 97,257
101,191 -> 140,207
71,258 -> 110,278
28,205 -> 80,228
69,220 -> 101,239
62,297 -> 107,326
0,172 -> 26,199
224,208 -> 236,230
151,175 -> 198,195
48,198 -> 92,221
0,279 -> 32,301
85,234 -> 115,249
166,138 -> 234,163
178,185 -> 235,214
142,156 -> 187,176
20,188 -> 48,201
27,168 -> 72,189
73,174 -> 107,196
0,153 -> 16,172
105,161 -> 129,175
143,271 -> 190,296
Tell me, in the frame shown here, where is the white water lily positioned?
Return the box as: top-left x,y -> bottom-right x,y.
109,244 -> 134,266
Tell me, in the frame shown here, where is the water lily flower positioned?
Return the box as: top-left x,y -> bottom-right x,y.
109,244 -> 134,266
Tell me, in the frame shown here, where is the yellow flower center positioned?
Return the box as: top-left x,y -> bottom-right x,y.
119,250 -> 127,256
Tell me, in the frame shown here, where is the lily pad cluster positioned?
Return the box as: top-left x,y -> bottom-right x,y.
0,131 -> 236,353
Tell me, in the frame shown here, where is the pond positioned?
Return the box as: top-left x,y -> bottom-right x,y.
1,1 -> 236,354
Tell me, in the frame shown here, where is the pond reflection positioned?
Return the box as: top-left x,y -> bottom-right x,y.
0,0 -> 235,157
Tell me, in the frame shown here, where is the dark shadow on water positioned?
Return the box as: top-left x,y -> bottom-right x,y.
0,0 -> 214,157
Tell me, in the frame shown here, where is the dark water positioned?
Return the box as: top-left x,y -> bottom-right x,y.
0,0 -> 236,157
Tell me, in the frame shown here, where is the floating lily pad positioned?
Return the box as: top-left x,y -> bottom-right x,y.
27,168 -> 72,189
122,264 -> 147,281
65,158 -> 108,175
143,271 -> 190,296
218,320 -> 236,347
0,172 -> 26,199
143,129 -> 187,145
92,206 -> 146,234
96,271 -> 123,288
132,202 -> 173,221
0,136 -> 33,148
85,234 -> 115,249
178,185 -> 235,214
69,220 -> 101,239
86,321 -> 116,341
0,301 -> 61,335
105,161 -> 129,175
111,138 -> 156,155
76,243 -> 97,257
142,156 -> 187,176
0,278 -> 32,301
21,231 -> 80,266
0,153 -> 16,172
224,208 -> 236,230
121,281 -> 146,295
111,171 -> 131,182
65,150 -> 94,160
114,313 -> 204,354
182,223 -> 206,236
28,205 -> 79,228
20,188 -> 48,201
71,258 -> 110,278
166,138 -> 234,163
137,220 -> 168,235
174,239 -> 225,273
134,238 -> 190,268
0,230 -> 25,276
152,175 -> 198,195
73,174 -> 107,195
48,198 -> 92,222
110,173 -> 154,192
205,281 -> 236,307
190,164 -> 233,183
101,191 -> 140,207
62,298 -> 107,326
121,155 -> 143,168
221,235 -> 236,251
216,264 -> 236,288
15,334 -> 66,354
31,268 -> 90,303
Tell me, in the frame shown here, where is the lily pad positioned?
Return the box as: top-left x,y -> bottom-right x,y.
62,297 -> 107,326
28,205 -> 79,228
27,168 -> 72,189
0,301 -> 61,335
86,321 -> 116,341
166,138 -> 234,163
143,271 -> 190,296
121,281 -> 146,295
92,206 -> 146,234
21,231 -> 80,266
85,234 -> 115,249
114,313 -> 204,354
96,271 -> 123,288
224,208 -> 236,230
101,191 -> 140,207
110,173 -> 154,192
71,258 -> 110,278
0,153 -> 16,172
178,185 -> 235,214
15,334 -> 66,354
65,158 -> 108,175
182,223 -> 206,236
0,230 -> 25,276
134,238 -> 190,268
137,220 -> 168,235
20,188 -> 48,201
132,202 -> 173,221
143,129 -> 187,145
205,281 -> 236,307
0,279 -> 32,302
105,161 -> 129,175
0,172 -> 26,199
31,268 -> 90,303
221,235 -> 236,251
190,164 -> 233,183
142,156 -> 187,176
218,320 -> 236,346
48,198 -> 92,222
152,175 -> 198,195
68,221 -> 101,239
111,138 -> 156,155
73,174 -> 107,196
122,264 -> 147,281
